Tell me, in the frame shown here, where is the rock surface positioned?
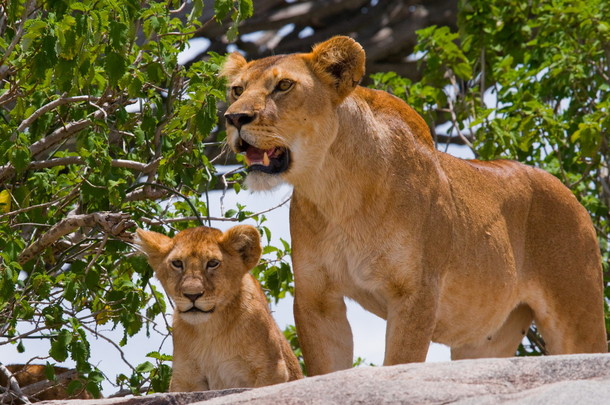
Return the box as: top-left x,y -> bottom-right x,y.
39,354 -> 610,405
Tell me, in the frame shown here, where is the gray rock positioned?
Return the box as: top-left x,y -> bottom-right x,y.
37,354 -> 610,405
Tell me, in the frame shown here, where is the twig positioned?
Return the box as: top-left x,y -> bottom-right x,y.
76,323 -> 138,374
445,70 -> 476,153
126,182 -> 205,226
0,0 -> 35,80
139,196 -> 292,226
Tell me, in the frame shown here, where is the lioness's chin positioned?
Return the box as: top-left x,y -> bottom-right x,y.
179,310 -> 214,325
244,171 -> 287,191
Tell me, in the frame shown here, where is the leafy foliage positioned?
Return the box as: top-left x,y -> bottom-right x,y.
0,0 -> 295,398
372,0 -> 610,350
2,0 -> 608,399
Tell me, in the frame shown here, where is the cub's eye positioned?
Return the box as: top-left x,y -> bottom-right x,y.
207,259 -> 220,270
275,79 -> 294,92
170,260 -> 183,269
231,86 -> 244,98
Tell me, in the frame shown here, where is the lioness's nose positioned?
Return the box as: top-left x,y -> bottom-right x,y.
184,293 -> 203,302
225,113 -> 255,130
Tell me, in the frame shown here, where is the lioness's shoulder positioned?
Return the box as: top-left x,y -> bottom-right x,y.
352,87 -> 434,148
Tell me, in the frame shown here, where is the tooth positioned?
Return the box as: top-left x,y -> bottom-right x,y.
263,152 -> 270,166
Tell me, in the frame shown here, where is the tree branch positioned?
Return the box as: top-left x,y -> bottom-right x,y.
15,96 -> 101,135
30,119 -> 93,159
0,363 -> 32,405
17,212 -> 135,265
26,156 -> 159,173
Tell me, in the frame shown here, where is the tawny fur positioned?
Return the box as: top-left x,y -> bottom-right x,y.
136,225 -> 302,390
221,36 -> 608,375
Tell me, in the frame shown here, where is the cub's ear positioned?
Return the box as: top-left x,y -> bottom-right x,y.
135,228 -> 173,267
309,36 -> 365,102
221,225 -> 262,270
220,52 -> 248,82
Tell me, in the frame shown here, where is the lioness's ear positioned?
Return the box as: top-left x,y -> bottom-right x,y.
221,225 -> 262,270
135,228 -> 173,267
309,36 -> 365,102
220,52 -> 248,82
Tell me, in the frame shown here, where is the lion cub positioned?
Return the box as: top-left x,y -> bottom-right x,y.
136,225 -> 302,391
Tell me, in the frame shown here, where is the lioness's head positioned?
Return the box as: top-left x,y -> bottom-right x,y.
136,225 -> 262,325
221,36 -> 365,191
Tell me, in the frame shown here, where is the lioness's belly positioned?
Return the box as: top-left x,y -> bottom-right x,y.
334,247 -> 520,348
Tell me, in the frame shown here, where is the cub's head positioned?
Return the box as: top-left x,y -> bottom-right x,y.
221,36 -> 365,191
136,225 -> 262,325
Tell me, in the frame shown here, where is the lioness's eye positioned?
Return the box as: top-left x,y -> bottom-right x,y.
207,259 -> 220,269
171,260 -> 183,269
275,79 -> 294,92
232,86 -> 244,98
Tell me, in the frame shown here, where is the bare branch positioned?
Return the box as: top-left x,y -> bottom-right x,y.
18,212 -> 135,265
15,96 -> 101,134
30,119 -> 93,158
27,156 -> 159,173
0,363 -> 32,404
124,187 -> 169,202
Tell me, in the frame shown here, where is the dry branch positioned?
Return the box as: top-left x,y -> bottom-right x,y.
16,96 -> 101,135
0,364 -> 31,405
17,212 -> 135,265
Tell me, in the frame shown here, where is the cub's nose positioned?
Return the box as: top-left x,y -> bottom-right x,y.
225,113 -> 255,130
183,293 -> 203,303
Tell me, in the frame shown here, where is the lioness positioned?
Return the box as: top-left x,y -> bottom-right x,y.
221,36 -> 608,375
136,225 -> 302,390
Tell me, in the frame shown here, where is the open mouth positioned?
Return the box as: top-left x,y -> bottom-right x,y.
238,138 -> 290,175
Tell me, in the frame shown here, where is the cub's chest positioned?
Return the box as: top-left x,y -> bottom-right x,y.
198,350 -> 252,390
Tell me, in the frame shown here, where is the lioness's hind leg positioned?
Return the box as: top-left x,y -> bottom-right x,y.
451,304 -> 534,360
528,287 -> 608,354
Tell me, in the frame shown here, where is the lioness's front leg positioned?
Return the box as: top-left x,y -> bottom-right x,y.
291,194 -> 353,375
294,283 -> 353,375
383,284 -> 439,365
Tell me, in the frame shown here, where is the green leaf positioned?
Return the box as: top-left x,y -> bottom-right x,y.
50,330 -> 72,362
105,51 -> 127,84
109,21 -> 128,50
239,0 -> 254,19
32,34 -> 58,77
146,351 -> 172,361
135,361 -> 155,373
214,0 -> 232,21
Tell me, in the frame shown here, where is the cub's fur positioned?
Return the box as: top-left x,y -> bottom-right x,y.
221,36 -> 608,375
136,225 -> 302,391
